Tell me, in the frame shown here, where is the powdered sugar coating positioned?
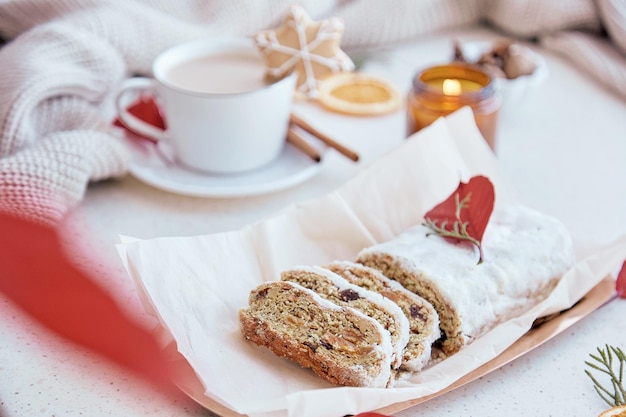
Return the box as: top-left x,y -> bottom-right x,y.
357,204 -> 576,355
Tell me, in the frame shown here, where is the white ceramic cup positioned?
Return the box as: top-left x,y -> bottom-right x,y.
116,38 -> 296,174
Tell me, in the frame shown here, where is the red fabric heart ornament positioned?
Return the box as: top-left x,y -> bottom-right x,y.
423,175 -> 495,263
113,95 -> 165,141
616,259 -> 626,298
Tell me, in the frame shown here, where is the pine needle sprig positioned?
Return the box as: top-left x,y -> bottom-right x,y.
423,193 -> 485,263
585,344 -> 626,407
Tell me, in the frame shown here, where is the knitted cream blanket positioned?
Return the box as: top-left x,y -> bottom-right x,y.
0,0 -> 624,224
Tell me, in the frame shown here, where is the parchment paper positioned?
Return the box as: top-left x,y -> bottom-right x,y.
117,108 -> 626,417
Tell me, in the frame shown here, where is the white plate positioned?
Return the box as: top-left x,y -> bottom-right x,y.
126,137 -> 323,198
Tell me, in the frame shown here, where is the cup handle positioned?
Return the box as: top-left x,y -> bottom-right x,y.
115,77 -> 167,142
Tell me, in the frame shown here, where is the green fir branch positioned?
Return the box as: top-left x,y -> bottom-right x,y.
585,344 -> 626,407
423,192 -> 484,263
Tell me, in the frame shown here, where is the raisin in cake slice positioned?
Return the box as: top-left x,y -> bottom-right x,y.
239,280 -> 393,388
281,266 -> 410,370
357,204 -> 576,356
324,261 -> 440,372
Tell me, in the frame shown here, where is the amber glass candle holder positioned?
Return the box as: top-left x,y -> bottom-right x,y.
407,62 -> 501,150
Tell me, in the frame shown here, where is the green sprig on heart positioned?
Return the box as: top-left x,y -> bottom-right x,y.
422,175 -> 495,264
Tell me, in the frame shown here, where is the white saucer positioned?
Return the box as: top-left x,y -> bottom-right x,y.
126,137 -> 323,198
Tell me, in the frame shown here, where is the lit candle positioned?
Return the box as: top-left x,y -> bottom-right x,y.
407,63 -> 501,150
442,79 -> 463,95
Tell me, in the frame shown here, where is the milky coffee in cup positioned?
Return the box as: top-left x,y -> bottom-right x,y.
116,38 -> 296,174
165,52 -> 269,94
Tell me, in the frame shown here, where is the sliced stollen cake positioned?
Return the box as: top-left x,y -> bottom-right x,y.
239,280 -> 394,388
281,266 -> 410,370
324,261 -> 440,372
356,204 -> 576,356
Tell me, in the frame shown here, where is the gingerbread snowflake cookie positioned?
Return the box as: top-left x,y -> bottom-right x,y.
254,5 -> 355,99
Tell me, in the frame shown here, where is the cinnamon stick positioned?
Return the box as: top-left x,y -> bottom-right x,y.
286,127 -> 321,163
290,114 -> 359,162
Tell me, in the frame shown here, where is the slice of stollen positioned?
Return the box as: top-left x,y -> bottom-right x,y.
239,280 -> 394,387
281,265 -> 410,370
324,261 -> 440,372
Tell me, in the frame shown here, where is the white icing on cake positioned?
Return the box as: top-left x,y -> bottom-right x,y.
357,204 -> 576,353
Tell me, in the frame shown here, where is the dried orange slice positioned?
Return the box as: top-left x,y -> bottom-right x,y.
318,73 -> 400,116
599,405 -> 626,417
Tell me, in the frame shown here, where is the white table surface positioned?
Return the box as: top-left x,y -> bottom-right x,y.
2,26 -> 626,417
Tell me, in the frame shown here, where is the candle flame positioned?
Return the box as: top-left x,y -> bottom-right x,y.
442,79 -> 462,96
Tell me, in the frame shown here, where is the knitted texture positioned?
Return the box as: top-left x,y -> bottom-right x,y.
0,0 -> 624,225
333,0 -> 483,49
0,20 -> 132,224
0,130 -> 128,224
